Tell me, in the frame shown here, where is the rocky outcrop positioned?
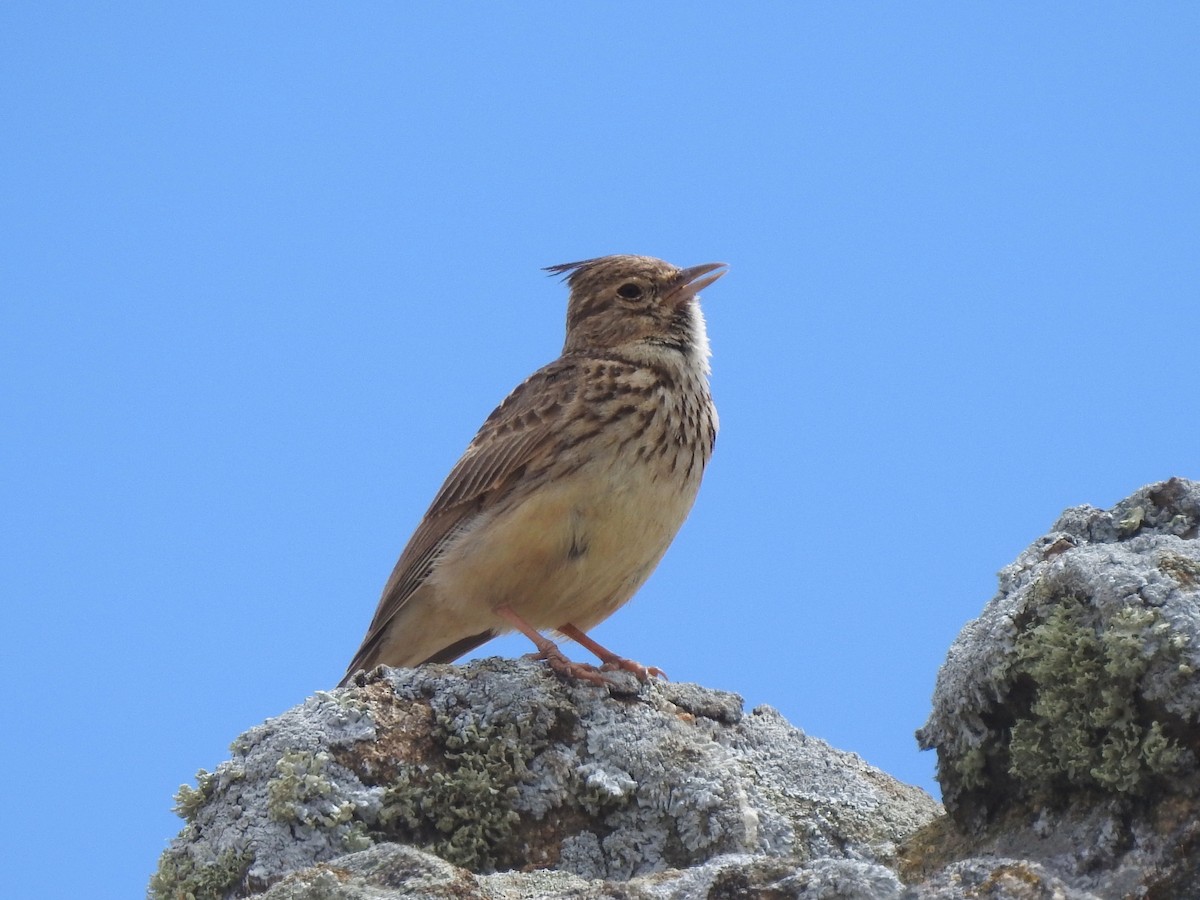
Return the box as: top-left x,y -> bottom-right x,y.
913,477 -> 1200,897
151,478 -> 1200,899
150,661 -> 939,899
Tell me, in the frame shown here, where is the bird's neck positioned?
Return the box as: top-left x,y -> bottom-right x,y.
567,303 -> 712,380
642,302 -> 712,378
619,336 -> 711,382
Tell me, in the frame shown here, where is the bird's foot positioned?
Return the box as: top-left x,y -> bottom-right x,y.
495,605 -> 607,684
496,606 -> 664,686
557,623 -> 668,682
523,646 -> 610,686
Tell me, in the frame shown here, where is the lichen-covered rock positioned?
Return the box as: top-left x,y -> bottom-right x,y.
910,857 -> 1102,900
152,478 -> 1200,899
253,845 -> 910,900
913,477 -> 1200,898
150,659 -> 940,899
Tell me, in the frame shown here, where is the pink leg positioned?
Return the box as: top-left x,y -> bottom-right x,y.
556,623 -> 667,682
494,606 -> 609,686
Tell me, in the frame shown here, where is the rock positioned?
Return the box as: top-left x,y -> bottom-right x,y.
151,478 -> 1200,899
908,856 -> 1103,900
150,659 -> 940,899
913,477 -> 1200,898
253,846 -> 911,900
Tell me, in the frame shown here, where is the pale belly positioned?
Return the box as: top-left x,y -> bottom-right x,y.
428,454 -> 704,633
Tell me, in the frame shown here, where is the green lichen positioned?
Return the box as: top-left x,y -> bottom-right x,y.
376,710 -> 535,871
1117,505 -> 1145,535
340,820 -> 374,853
172,769 -> 216,823
954,747 -> 988,792
330,687 -> 372,714
148,846 -> 253,900
1004,591 -> 1191,800
266,750 -> 357,828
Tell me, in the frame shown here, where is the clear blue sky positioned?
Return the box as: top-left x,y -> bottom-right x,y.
3,5 -> 1197,898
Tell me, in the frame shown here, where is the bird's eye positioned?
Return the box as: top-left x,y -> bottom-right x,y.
616,282 -> 644,300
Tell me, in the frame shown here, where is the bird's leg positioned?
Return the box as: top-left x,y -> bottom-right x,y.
493,606 -> 609,685
556,623 -> 667,682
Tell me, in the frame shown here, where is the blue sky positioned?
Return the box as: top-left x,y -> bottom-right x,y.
3,4 -> 1198,897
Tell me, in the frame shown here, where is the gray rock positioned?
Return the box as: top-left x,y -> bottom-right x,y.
254,846 -> 909,900
150,659 -> 939,899
152,478 -> 1200,899
910,857 -> 1103,899
914,477 -> 1200,898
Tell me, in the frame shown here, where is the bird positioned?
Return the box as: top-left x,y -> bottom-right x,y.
339,254 -> 726,687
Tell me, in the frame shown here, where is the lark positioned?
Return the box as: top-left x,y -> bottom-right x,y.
340,254 -> 725,686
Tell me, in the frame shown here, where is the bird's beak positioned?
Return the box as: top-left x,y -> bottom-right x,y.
665,262 -> 728,308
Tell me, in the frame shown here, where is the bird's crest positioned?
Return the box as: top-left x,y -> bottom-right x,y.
543,257 -> 609,285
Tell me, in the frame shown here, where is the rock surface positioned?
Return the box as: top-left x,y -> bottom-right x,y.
914,477 -> 1200,898
151,660 -> 940,899
152,478 -> 1200,898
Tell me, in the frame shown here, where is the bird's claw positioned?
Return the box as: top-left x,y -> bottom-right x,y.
523,648 -> 611,686
524,646 -> 666,686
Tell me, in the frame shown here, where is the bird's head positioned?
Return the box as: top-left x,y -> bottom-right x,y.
546,255 -> 727,365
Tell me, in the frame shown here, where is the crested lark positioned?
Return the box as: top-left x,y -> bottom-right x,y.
340,254 -> 725,686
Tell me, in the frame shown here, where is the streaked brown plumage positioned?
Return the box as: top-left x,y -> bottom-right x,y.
340,254 -> 725,686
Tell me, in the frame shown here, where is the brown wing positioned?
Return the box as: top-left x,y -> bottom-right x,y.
342,358 -> 581,680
